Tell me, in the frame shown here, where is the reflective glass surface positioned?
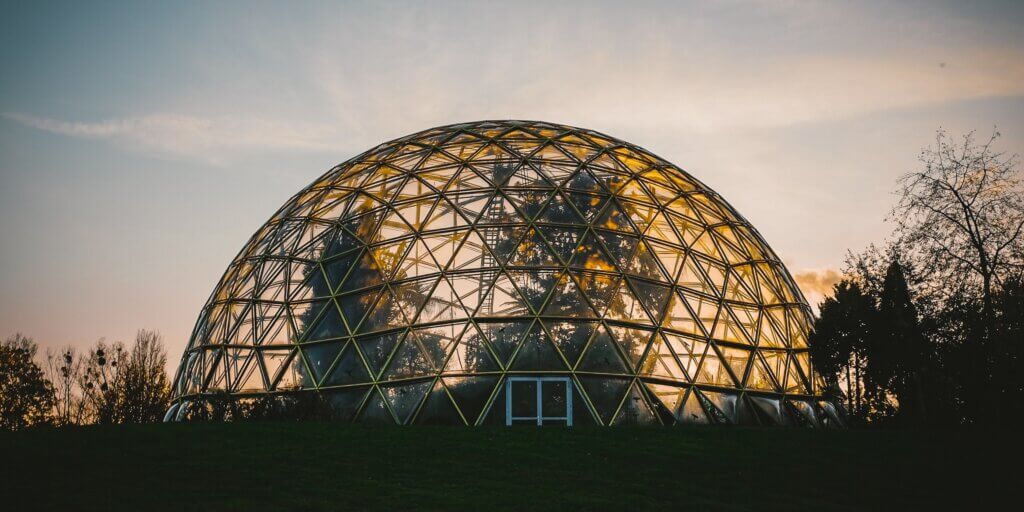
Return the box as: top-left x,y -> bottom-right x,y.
169,120 -> 838,426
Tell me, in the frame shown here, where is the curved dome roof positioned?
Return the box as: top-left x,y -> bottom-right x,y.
169,120 -> 837,427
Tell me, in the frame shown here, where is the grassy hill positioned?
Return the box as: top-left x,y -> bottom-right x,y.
0,422 -> 1009,511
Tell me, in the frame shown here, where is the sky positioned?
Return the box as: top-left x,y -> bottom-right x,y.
2,0 -> 1023,372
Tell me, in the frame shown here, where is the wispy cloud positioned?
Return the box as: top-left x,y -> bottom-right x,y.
3,112 -> 341,165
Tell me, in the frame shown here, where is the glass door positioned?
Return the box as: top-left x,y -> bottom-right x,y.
505,376 -> 573,426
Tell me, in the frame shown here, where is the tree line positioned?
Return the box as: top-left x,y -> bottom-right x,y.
0,330 -> 170,430
811,130 -> 1024,427
2,128 -> 1020,431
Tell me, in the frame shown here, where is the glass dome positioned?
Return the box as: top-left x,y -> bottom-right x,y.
168,120 -> 841,427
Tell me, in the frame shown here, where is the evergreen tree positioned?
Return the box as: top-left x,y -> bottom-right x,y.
869,259 -> 929,425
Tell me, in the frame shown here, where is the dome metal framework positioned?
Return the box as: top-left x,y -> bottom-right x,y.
168,120 -> 842,426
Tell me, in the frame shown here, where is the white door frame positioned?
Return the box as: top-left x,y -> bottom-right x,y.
505,376 -> 573,426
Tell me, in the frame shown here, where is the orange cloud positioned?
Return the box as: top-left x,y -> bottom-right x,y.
792,268 -> 843,310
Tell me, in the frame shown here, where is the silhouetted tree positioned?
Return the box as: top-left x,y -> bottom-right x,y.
80,331 -> 171,424
810,280 -> 873,421
0,334 -> 54,430
117,330 -> 171,423
988,278 -> 1024,424
891,129 -> 1024,422
45,346 -> 86,426
868,259 -> 929,425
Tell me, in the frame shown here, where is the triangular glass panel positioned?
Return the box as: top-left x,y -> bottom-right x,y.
510,322 -> 567,371
638,335 -> 686,382
784,353 -> 810,394
507,227 -> 558,267
664,333 -> 707,381
272,350 -> 311,391
577,325 -> 630,374
478,225 -> 527,265
542,272 -> 595,318
607,325 -> 654,369
717,344 -> 752,386
476,272 -> 529,317
506,269 -> 557,314
644,382 -> 686,417
477,193 -> 521,225
724,272 -> 758,304
619,199 -> 657,233
419,278 -> 470,323
302,340 -> 346,384
626,241 -> 667,281
450,190 -> 492,221
536,191 -> 585,225
392,238 -> 438,280
380,380 -> 433,424
260,349 -> 291,386
659,292 -> 700,335
356,331 -> 401,379
337,288 -> 382,334
594,199 -> 638,234
377,206 -> 415,242
544,320 -> 596,368
443,324 -> 500,374
677,389 -> 711,424
413,322 -> 467,369
302,302 -> 346,342
691,344 -> 736,387
358,287 -> 406,334
421,197 -> 470,231
712,307 -> 753,345
415,379 -> 465,425
605,279 -> 651,324
570,232 -> 617,272
681,291 -> 718,335
381,335 -> 435,381
445,375 -> 501,425
323,251 -> 359,294
322,343 -> 371,387
448,230 -> 490,271
578,376 -> 630,425
646,212 -> 683,247
374,236 -> 413,278
594,230 -> 638,270
355,387 -> 395,424
611,382 -> 660,425
338,251 -> 386,292
234,354 -> 267,392
629,278 -> 672,323
447,166 -> 491,193
478,321 -> 530,368
420,230 -> 468,271
574,270 -> 620,318
391,277 -> 437,323
564,191 -> 609,221
503,189 -> 553,220
393,198 -> 436,232
537,226 -> 583,265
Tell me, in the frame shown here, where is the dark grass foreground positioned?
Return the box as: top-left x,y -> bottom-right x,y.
0,423 -> 1009,511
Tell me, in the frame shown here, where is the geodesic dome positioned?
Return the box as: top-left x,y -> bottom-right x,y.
167,120 -> 841,427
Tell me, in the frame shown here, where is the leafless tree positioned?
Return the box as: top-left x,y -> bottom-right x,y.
891,129 -> 1024,324
78,331 -> 171,424
45,347 -> 87,425
118,330 -> 171,423
80,339 -> 126,424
